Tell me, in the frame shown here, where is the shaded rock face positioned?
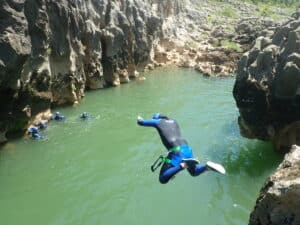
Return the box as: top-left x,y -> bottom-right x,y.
233,14 -> 300,152
0,0 -> 162,139
249,145 -> 300,225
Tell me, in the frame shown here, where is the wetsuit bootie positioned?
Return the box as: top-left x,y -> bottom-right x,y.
206,161 -> 226,174
182,158 -> 199,169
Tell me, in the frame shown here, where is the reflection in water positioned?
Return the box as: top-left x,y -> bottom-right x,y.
206,113 -> 282,225
208,142 -> 281,225
208,116 -> 282,177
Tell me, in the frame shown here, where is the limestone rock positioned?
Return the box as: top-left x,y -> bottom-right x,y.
0,0 -> 294,143
0,0 -> 162,141
249,145 -> 300,225
233,15 -> 300,152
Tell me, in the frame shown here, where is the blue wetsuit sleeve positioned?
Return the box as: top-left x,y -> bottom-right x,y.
137,118 -> 160,127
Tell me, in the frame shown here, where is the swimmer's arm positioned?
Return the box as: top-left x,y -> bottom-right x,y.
137,116 -> 159,127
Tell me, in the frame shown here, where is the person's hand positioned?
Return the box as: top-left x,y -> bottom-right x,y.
137,115 -> 143,121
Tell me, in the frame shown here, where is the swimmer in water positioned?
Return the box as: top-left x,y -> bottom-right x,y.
51,112 -> 65,121
27,126 -> 44,139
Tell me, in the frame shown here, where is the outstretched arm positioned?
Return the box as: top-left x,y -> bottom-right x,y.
137,115 -> 160,127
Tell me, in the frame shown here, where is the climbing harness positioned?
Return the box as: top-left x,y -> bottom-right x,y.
151,154 -> 166,172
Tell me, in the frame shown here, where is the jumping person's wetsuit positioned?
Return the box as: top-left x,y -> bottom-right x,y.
137,113 -> 207,184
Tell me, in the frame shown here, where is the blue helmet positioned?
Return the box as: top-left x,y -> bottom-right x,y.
152,113 -> 161,119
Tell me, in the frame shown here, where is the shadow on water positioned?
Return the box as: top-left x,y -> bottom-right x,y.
208,118 -> 283,177
205,119 -> 284,225
222,141 -> 283,176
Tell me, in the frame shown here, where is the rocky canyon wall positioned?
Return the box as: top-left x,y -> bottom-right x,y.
249,145 -> 300,225
232,11 -> 300,225
0,0 -> 164,142
1,0 -> 288,142
233,12 -> 300,152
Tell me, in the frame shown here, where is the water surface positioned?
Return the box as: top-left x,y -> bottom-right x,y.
0,67 -> 282,225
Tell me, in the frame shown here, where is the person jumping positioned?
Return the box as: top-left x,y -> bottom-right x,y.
137,113 -> 225,184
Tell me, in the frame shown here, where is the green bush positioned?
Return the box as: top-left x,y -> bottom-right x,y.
248,0 -> 299,6
221,40 -> 243,52
220,7 -> 239,18
185,41 -> 199,49
199,33 -> 209,41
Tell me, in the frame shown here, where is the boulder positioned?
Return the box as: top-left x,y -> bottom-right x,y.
249,145 -> 300,225
233,15 -> 300,152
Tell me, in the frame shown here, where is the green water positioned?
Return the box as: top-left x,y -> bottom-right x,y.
0,67 -> 281,225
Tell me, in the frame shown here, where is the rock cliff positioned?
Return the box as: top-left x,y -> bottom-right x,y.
233,12 -> 300,152
0,0 -> 292,143
233,11 -> 300,225
0,0 -> 163,141
1,1 -> 299,224
249,145 -> 300,225
0,0 -> 294,143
